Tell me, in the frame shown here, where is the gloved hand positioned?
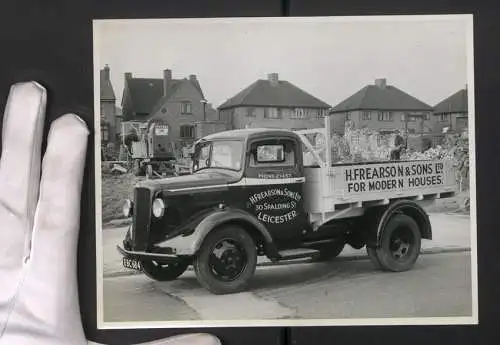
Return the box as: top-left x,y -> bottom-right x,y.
0,81 -> 221,345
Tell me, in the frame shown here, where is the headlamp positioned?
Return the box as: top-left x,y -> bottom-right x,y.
152,198 -> 166,218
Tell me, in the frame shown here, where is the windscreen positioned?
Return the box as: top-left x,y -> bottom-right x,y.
192,140 -> 243,172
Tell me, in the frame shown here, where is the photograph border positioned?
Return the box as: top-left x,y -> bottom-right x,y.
93,14 -> 478,329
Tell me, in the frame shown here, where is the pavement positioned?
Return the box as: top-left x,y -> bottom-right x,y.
101,212 -> 472,279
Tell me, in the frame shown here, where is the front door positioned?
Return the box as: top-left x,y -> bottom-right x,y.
243,136 -> 307,246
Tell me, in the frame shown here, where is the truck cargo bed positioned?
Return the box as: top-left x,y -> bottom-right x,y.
303,159 -> 457,218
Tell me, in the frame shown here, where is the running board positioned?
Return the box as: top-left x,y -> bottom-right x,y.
277,248 -> 320,261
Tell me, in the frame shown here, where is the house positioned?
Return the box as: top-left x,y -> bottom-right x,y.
121,69 -> 220,151
433,87 -> 468,133
100,64 -> 118,145
217,73 -> 331,131
329,78 -> 434,135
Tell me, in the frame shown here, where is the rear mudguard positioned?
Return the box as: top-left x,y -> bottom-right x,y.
156,206 -> 278,258
365,199 -> 432,248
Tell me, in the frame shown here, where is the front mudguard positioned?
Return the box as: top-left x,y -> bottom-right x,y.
155,206 -> 278,258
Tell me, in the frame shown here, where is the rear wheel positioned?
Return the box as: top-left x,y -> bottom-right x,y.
141,259 -> 189,281
194,225 -> 257,295
367,213 -> 421,272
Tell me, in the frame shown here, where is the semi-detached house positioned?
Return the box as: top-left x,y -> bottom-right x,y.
329,78 -> 435,135
433,87 -> 468,133
121,68 -> 219,151
217,73 -> 331,131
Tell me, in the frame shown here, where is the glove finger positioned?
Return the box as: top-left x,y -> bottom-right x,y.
17,114 -> 89,342
0,81 -> 46,267
87,333 -> 222,345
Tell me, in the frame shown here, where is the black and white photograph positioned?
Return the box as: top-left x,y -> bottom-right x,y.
94,15 -> 477,328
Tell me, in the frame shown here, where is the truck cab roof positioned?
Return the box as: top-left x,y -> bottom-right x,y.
200,127 -> 300,142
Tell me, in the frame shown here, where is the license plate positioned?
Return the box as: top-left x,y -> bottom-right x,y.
123,257 -> 142,271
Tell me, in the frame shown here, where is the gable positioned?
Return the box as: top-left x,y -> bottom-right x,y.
148,79 -> 204,118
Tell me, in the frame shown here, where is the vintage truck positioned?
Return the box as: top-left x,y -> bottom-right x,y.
117,115 -> 458,295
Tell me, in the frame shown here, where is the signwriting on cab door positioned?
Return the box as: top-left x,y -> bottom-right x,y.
248,188 -> 302,224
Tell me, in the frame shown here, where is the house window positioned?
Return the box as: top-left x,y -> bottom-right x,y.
246,107 -> 256,117
291,108 -> 306,119
424,112 -> 431,120
181,101 -> 192,115
180,124 -> 195,138
362,111 -> 371,120
266,107 -> 281,119
345,112 -> 351,121
440,114 -> 449,122
378,111 -> 393,121
408,115 -> 417,122
101,123 -> 109,142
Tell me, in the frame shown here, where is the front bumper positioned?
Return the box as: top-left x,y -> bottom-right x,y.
116,244 -> 182,263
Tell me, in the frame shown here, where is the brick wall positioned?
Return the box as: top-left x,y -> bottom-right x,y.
341,110 -> 435,134
149,80 -> 208,149
230,106 -> 326,130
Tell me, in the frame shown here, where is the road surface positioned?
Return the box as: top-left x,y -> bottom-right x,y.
102,252 -> 473,322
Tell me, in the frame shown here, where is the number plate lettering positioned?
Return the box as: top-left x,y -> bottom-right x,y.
123,257 -> 142,271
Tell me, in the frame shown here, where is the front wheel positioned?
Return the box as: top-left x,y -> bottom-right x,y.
193,225 -> 257,295
141,259 -> 189,281
367,213 -> 421,272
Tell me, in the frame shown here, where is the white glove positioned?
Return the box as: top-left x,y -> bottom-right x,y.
0,81 -> 221,345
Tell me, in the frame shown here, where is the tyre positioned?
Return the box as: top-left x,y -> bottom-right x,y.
313,241 -> 345,262
368,213 -> 421,272
193,225 -> 257,295
141,259 -> 189,281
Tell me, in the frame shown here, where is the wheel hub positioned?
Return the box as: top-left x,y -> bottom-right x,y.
209,239 -> 247,281
389,227 -> 413,260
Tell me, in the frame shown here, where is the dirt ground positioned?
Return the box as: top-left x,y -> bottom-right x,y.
101,172 -> 145,224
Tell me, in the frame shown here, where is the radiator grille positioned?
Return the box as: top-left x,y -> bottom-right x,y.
132,187 -> 152,251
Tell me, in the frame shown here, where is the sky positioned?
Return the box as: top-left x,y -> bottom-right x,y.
94,15 -> 472,110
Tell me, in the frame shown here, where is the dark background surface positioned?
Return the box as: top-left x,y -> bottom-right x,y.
0,0 -> 498,344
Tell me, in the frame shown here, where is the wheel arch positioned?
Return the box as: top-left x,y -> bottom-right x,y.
192,208 -> 279,259
377,199 -> 432,244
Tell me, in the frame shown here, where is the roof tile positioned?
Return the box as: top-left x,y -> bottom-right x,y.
433,88 -> 468,114
218,79 -> 331,109
330,82 -> 433,112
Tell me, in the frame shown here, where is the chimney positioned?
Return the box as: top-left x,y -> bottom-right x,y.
124,72 -> 132,80
163,69 -> 172,96
103,64 -> 110,80
268,73 -> 279,86
189,74 -> 197,81
375,78 -> 387,89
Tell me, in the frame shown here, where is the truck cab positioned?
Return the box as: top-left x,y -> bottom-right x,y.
117,121 -> 458,295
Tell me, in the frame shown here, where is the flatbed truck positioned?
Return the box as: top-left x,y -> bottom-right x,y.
117,115 -> 457,294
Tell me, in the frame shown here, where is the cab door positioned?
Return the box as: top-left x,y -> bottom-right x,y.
243,135 -> 308,246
